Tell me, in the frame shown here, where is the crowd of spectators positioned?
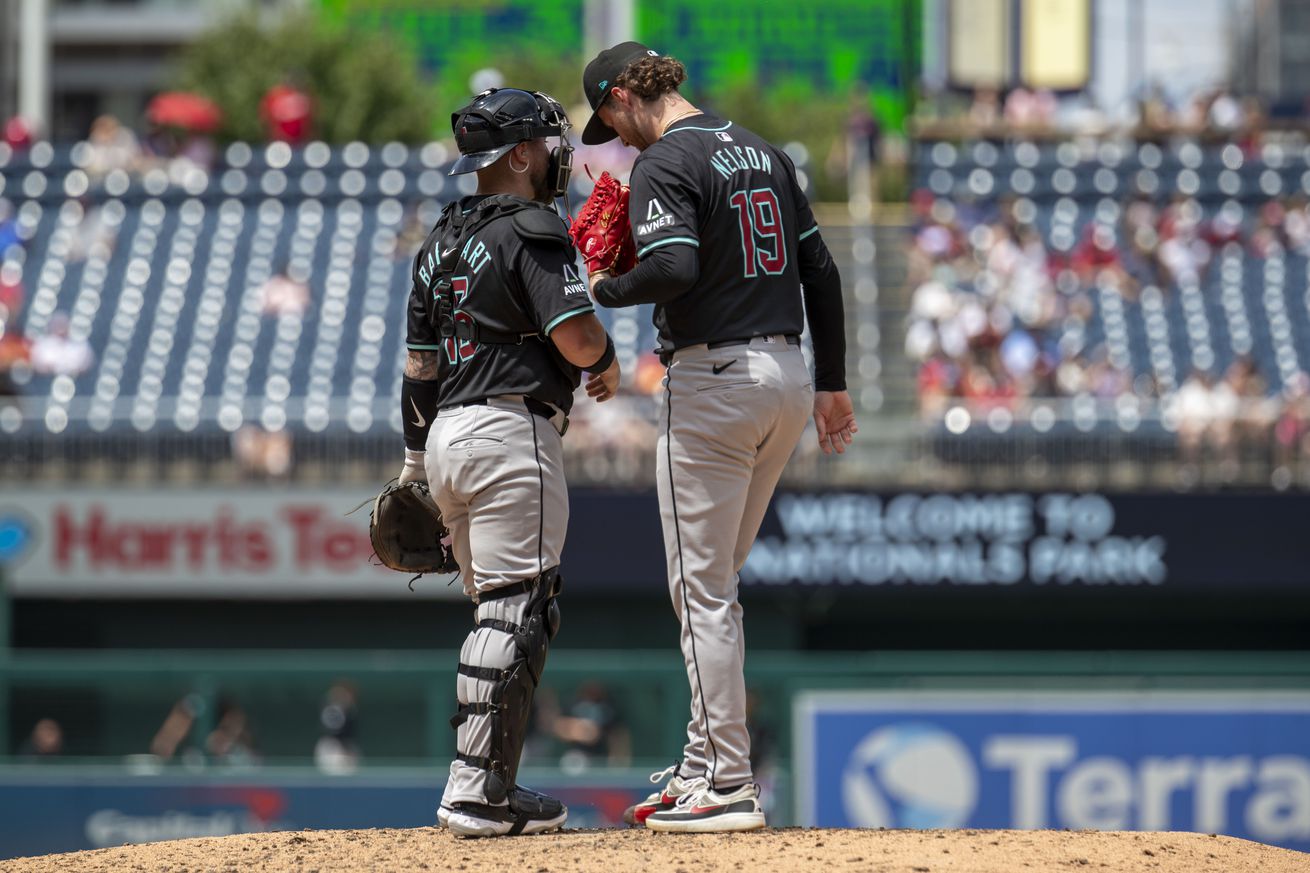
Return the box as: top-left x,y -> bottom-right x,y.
914,82 -> 1268,147
904,181 -> 1310,474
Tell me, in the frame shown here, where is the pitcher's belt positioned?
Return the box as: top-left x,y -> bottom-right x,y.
659,333 -> 800,366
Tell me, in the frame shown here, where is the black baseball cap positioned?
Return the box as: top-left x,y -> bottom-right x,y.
580,41 -> 661,145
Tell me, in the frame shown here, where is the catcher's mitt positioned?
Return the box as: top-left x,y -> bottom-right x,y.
368,480 -> 459,578
569,168 -> 636,275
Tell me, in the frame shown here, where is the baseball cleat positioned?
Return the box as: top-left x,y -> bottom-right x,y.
644,781 -> 766,833
447,789 -> 567,838
623,762 -> 695,826
439,785 -> 555,828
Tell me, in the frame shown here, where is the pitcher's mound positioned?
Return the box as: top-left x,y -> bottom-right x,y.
2,826 -> 1306,873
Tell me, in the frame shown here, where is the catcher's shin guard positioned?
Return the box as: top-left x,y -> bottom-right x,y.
452,568 -> 562,804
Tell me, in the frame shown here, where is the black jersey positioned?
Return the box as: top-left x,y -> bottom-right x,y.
627,114 -> 821,352
406,195 -> 594,413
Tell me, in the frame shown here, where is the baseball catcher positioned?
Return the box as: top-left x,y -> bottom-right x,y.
393,86 -> 621,839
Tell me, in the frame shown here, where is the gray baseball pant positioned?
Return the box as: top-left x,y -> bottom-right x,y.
657,335 -> 812,789
425,396 -> 568,806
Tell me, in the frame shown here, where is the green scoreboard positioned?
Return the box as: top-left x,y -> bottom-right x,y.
317,0 -> 920,130
639,0 -> 920,130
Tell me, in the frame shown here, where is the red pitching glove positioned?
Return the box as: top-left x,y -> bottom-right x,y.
569,168 -> 637,276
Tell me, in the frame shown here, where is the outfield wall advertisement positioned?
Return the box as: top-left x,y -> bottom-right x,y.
0,489 -> 462,599
794,692 -> 1310,853
0,769 -> 645,860
2,489 -> 1307,597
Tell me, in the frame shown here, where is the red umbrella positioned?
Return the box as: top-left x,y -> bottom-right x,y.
147,92 -> 223,133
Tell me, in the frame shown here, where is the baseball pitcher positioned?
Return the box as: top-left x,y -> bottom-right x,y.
573,42 -> 856,833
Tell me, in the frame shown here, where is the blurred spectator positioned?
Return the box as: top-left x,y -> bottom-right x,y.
826,86 -> 882,201
84,115 -> 142,180
68,204 -> 120,263
18,718 -> 63,759
544,681 -> 631,772
0,258 -> 22,317
233,425 -> 293,479
915,81 -> 1268,144
206,697 -> 258,766
149,693 -> 258,766
1174,369 -> 1232,467
315,682 -> 361,774
398,201 -> 442,258
1227,356 -> 1277,464
144,92 -> 219,178
261,78 -> 314,145
0,323 -> 29,403
30,312 -> 94,377
259,270 -> 309,317
149,693 -> 205,762
0,200 -> 21,259
564,396 -> 658,479
3,116 -> 34,151
0,260 -> 30,401
1273,372 -> 1310,475
633,351 -> 666,397
968,87 -> 1001,129
1003,87 -> 1057,129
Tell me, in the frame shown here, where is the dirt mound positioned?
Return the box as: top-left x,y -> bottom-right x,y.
2,826 -> 1306,873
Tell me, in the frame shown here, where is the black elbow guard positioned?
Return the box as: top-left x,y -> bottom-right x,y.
402,376 -> 440,451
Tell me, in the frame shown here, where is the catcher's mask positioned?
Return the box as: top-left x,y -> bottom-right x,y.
450,88 -> 574,198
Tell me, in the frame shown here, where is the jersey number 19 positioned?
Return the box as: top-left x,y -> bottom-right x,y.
728,187 -> 786,278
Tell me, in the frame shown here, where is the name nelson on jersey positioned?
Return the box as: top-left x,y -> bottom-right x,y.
709,143 -> 772,180
636,142 -> 775,238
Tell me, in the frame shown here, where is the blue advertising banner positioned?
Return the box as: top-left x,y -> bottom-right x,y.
794,692 -> 1310,853
0,768 -> 646,860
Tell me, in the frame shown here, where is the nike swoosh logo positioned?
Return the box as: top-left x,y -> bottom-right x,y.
690,804 -> 725,814
712,359 -> 737,375
409,397 -> 427,428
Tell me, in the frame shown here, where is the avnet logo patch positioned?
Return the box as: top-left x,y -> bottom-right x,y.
797,693 -> 1310,852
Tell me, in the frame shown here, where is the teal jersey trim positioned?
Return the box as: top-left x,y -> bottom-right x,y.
637,236 -> 700,258
799,225 -> 821,241
664,121 -> 733,134
407,343 -> 443,350
543,305 -> 594,335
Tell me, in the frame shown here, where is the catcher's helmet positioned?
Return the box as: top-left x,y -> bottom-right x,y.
450,88 -> 570,176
